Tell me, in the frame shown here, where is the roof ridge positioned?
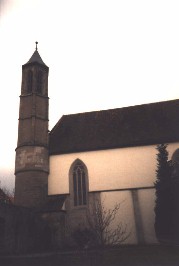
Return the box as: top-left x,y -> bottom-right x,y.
62,98 -> 179,118
49,115 -> 65,135
49,98 -> 179,155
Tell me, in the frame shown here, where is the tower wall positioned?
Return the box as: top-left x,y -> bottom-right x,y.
14,49 -> 49,208
15,170 -> 48,208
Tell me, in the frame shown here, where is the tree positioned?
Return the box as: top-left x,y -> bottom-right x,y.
0,185 -> 14,205
71,227 -> 93,249
154,143 -> 175,243
169,158 -> 179,243
86,198 -> 130,247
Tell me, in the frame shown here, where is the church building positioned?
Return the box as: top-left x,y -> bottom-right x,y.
14,45 -> 179,247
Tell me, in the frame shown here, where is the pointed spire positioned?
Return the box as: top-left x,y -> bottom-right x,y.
25,42 -> 47,66
35,41 -> 38,51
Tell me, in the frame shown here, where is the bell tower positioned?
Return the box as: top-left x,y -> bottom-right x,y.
15,43 -> 49,208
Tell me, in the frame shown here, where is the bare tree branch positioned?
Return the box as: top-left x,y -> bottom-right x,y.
86,198 -> 130,246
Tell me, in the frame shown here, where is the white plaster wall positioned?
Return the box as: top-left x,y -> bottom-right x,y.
100,191 -> 138,244
138,188 -> 158,243
48,143 -> 179,195
100,189 -> 157,244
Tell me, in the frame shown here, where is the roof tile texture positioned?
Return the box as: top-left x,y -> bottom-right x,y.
49,99 -> 179,155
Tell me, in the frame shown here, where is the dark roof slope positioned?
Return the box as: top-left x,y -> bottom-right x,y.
25,50 -> 47,66
49,99 -> 179,155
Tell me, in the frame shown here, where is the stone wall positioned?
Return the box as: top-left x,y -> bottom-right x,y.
0,203 -> 51,254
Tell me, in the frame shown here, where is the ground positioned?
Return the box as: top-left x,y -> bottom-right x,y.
0,245 -> 178,266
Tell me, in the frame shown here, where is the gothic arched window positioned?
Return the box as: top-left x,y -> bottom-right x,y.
70,159 -> 88,206
27,70 -> 33,93
37,71 -> 43,94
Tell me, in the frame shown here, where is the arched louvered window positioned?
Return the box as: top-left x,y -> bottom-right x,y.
27,70 -> 33,93
37,71 -> 43,94
71,160 -> 88,206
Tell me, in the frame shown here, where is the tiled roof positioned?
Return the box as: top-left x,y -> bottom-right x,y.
49,99 -> 179,155
25,50 -> 47,66
41,195 -> 67,212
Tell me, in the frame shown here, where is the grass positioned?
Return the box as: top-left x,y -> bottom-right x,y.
0,244 -> 178,266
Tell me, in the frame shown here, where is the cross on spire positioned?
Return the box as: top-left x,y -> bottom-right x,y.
35,41 -> 38,51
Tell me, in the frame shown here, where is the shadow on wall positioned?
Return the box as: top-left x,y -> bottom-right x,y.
0,202 -> 51,254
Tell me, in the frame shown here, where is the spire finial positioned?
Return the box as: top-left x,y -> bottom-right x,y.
35,41 -> 38,51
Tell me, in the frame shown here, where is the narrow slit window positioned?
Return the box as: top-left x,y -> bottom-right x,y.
27,70 -> 33,93
37,71 -> 43,94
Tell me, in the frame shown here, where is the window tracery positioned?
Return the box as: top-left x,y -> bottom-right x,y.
71,160 -> 88,206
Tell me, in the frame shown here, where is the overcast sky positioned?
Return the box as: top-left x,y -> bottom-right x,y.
0,0 -> 179,189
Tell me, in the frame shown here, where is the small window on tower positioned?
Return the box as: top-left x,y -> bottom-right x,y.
27,70 -> 33,93
37,71 -> 43,94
